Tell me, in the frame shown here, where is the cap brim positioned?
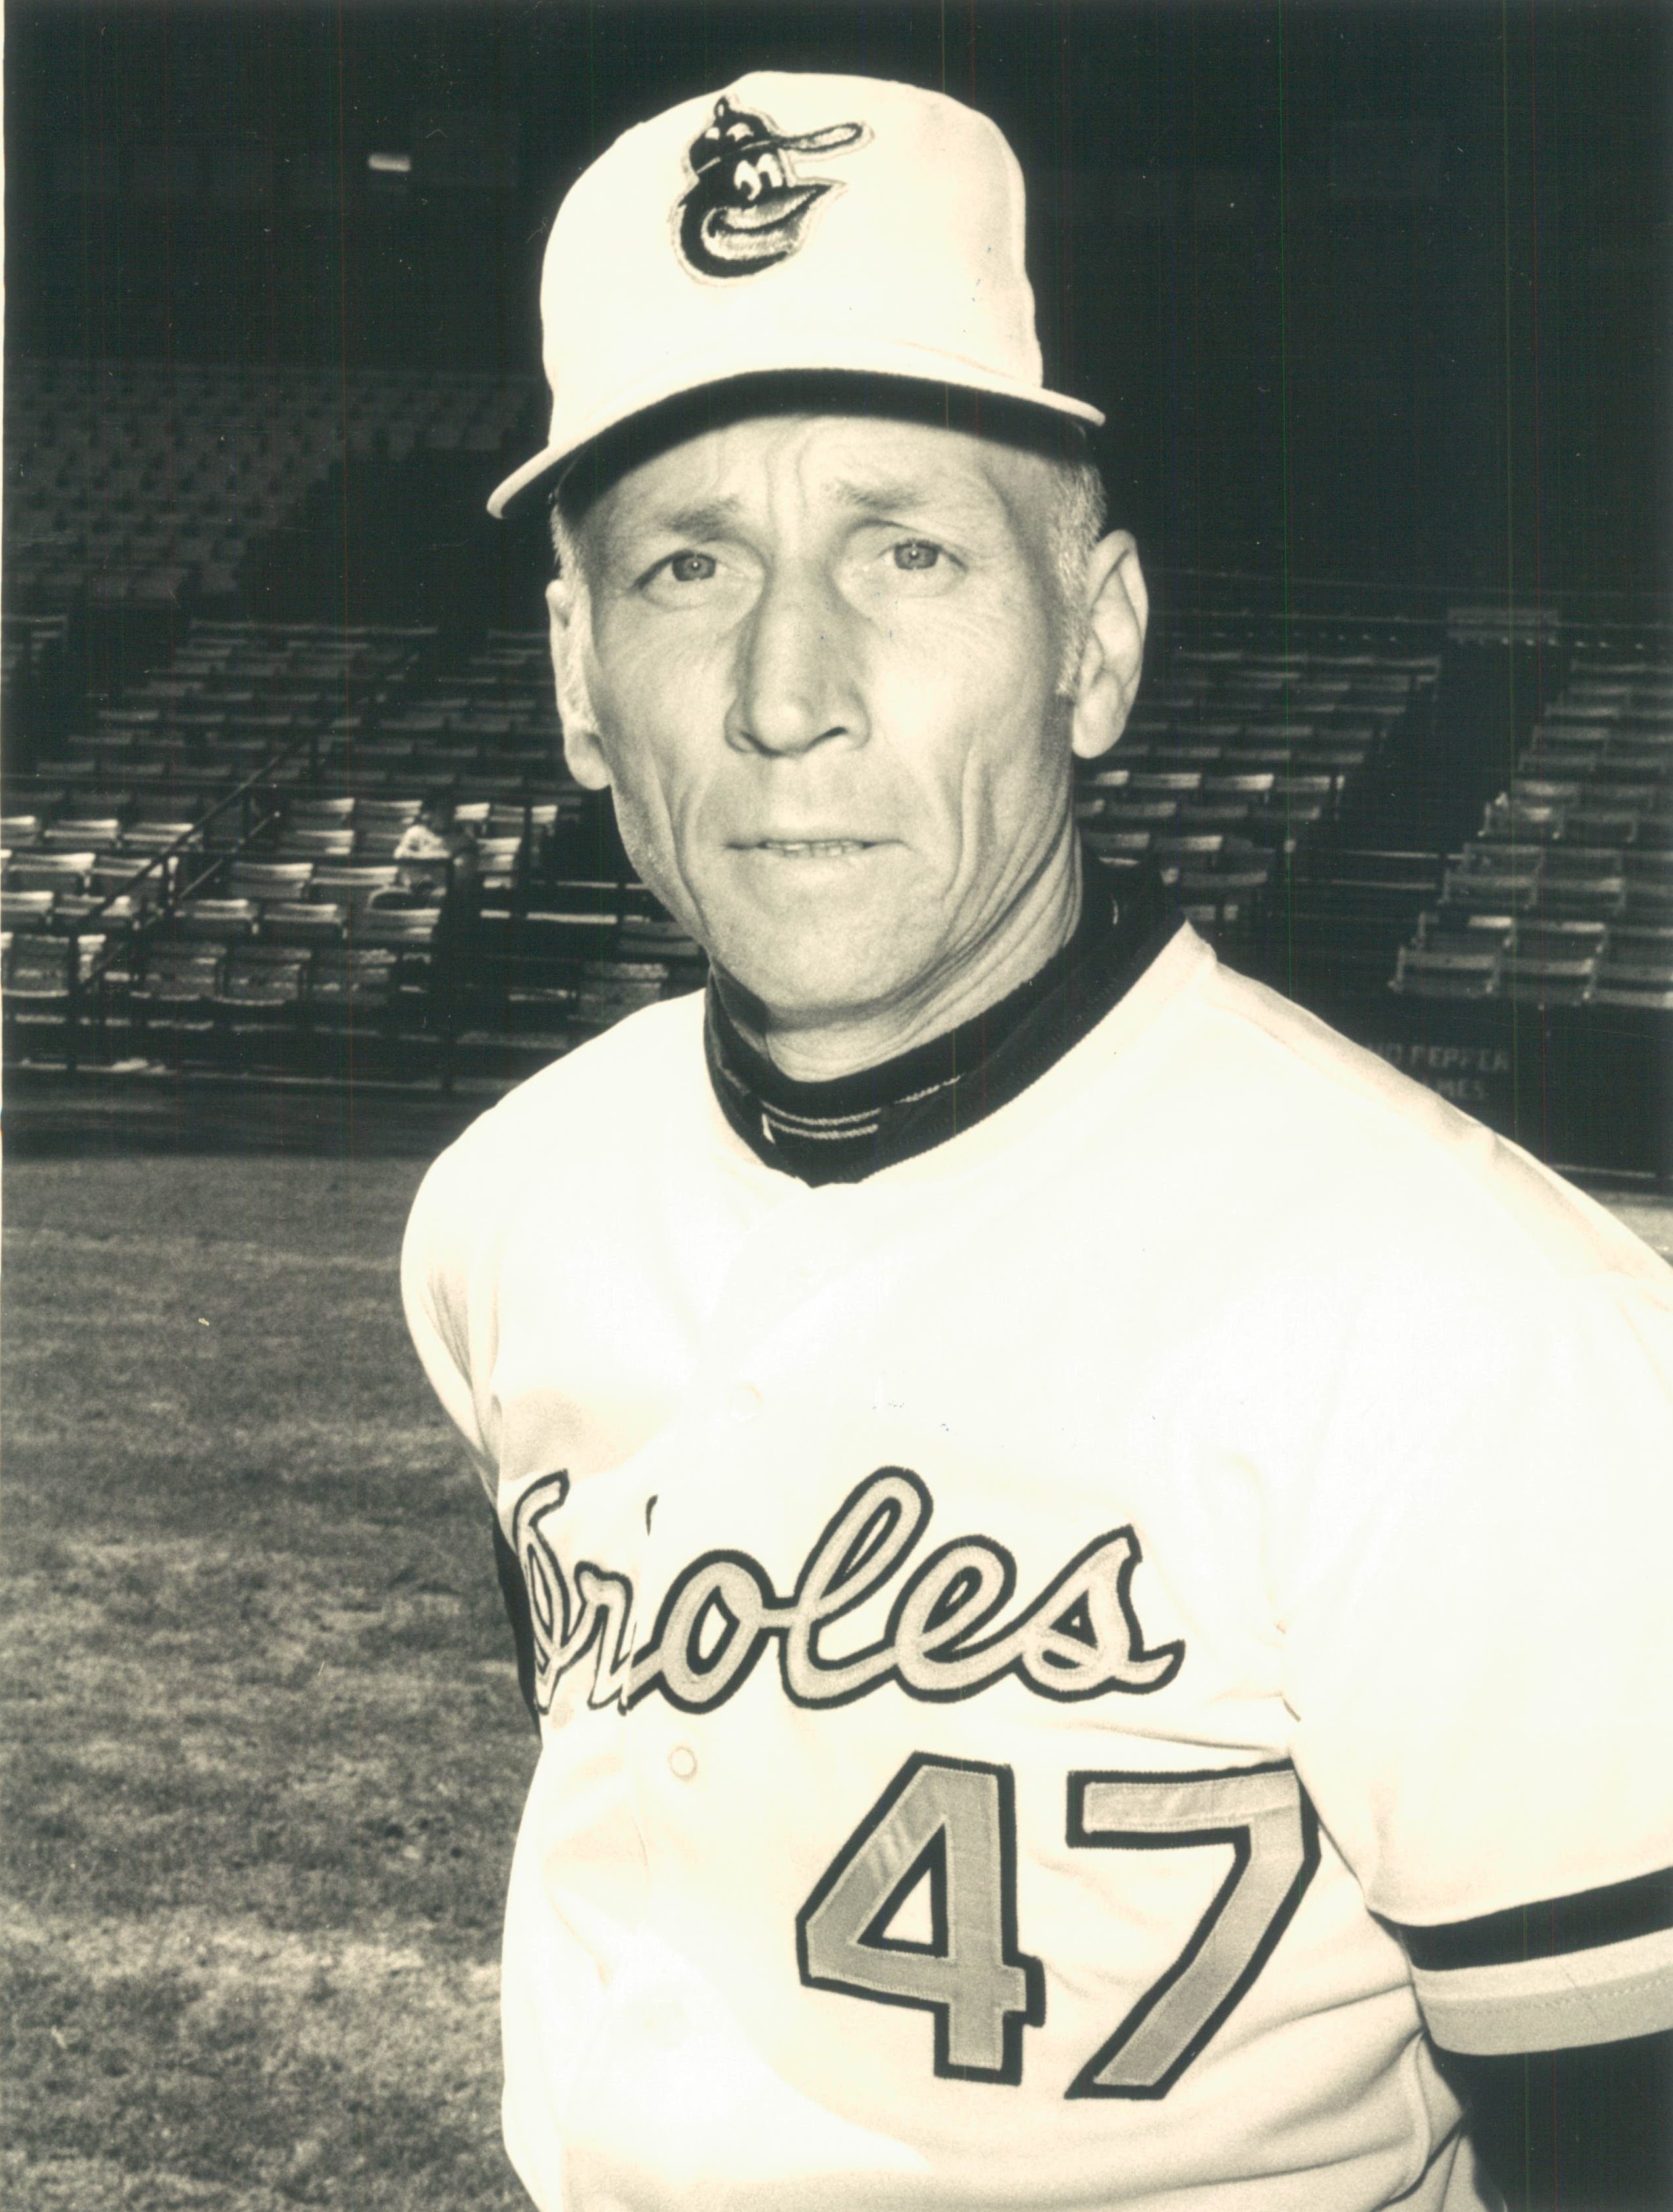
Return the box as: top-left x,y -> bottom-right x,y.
487,337 -> 1103,518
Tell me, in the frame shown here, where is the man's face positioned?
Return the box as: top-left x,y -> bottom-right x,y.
554,411 -> 1083,1030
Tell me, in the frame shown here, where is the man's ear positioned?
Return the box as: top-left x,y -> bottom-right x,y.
1069,533 -> 1148,763
546,574 -> 612,792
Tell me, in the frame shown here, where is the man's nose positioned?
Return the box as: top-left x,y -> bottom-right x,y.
725,564 -> 868,758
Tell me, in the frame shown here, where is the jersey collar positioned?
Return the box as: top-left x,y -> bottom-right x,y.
704,856 -> 1182,1185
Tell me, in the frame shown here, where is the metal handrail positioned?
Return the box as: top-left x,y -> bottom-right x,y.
56,727 -> 322,1068
68,723 -> 321,952
10,721 -> 484,1085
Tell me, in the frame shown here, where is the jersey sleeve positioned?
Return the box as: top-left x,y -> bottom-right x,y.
1273,1249 -> 1673,2057
401,1135 -> 502,1497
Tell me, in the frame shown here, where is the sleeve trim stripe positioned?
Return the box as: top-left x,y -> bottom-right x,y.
1413,1923 -> 1673,2056
1396,1865 -> 1673,1972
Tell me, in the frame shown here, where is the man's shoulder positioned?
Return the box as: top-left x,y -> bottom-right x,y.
1177,951 -> 1670,1294
406,989 -> 710,1242
496,986 -> 705,1123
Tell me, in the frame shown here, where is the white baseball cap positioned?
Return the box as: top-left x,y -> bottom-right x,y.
487,70 -> 1104,517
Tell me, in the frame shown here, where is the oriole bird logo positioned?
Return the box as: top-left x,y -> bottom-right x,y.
675,97 -> 868,280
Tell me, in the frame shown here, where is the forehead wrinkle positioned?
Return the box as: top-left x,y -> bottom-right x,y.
830,475 -> 950,515
647,494 -> 746,540
826,468 -> 1006,527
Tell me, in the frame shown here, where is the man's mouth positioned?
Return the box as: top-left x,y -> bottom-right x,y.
751,838 -> 877,858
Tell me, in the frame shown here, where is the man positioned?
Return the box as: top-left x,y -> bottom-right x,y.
393,791 -> 471,893
404,72 -> 1673,2212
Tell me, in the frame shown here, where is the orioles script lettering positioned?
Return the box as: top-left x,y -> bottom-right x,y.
511,1466 -> 1185,1718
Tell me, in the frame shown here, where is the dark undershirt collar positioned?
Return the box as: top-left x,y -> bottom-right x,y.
704,856 -> 1182,1184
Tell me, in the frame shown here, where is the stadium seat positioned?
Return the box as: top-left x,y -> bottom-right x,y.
131,946 -> 224,1051
176,897 -> 259,941
279,826 -> 357,860
1482,795 -> 1566,841
42,817 -> 121,851
1179,800 -> 1253,833
308,948 -> 398,1021
89,856 -> 165,906
1270,773 -> 1337,808
55,893 -> 140,932
230,860 -> 316,904
1590,778 -> 1663,814
357,795 -> 423,824
474,835 -> 524,887
4,926 -> 108,1060
1626,881 -> 1673,923
1510,777 -> 1585,808
1083,828 -> 1154,860
211,947 -> 309,1065
9,852 -> 96,895
1175,867 -> 1270,929
1102,798 -> 1180,829
1541,849 -> 1627,919
5,931 -> 104,1001
1442,856 -> 1540,912
1567,807 -> 1640,845
1395,940 -> 1503,998
261,900 -> 346,948
1129,771 -> 1203,797
122,821 -> 199,853
1203,772 -> 1277,801
3,889 -> 59,929
1593,927 -> 1673,1009
355,904 -> 440,946
1148,740 -> 1228,767
308,864 -> 400,912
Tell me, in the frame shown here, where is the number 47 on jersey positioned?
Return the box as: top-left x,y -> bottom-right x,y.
797,1753 -> 1319,2097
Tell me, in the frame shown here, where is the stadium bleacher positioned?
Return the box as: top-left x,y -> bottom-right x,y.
1392,654 -> 1673,1013
1077,618 -> 1442,964
3,364 -> 1668,1182
4,602 -> 1441,1083
0,607 -> 675,1077
4,359 -> 536,624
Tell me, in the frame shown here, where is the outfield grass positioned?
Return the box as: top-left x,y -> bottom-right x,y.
3,1152 -> 539,2210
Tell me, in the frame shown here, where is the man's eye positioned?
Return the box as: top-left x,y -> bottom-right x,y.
664,552 -> 717,584
891,541 -> 942,572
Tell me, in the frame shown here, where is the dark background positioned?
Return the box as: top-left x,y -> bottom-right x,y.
7,0 -> 1670,613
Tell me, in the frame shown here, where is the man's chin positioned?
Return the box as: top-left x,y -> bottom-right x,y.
722,967 -> 921,1039
699,871 -> 936,1012
711,931 -> 937,1043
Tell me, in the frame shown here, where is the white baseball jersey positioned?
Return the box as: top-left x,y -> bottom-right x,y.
403,923 -> 1673,2212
